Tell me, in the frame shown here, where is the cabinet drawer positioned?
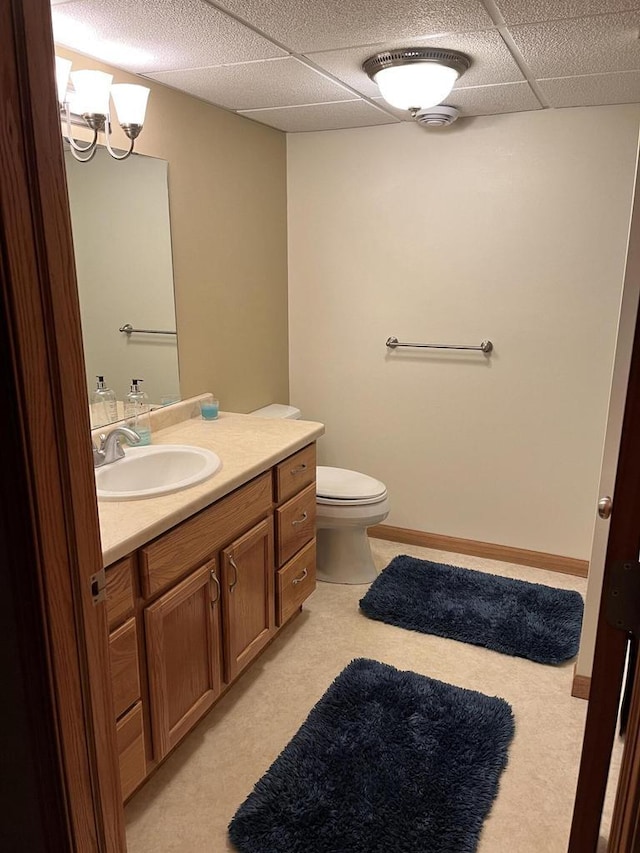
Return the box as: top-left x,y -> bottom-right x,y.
109,617 -> 141,719
117,701 -> 146,802
106,555 -> 135,629
276,539 -> 316,626
276,483 -> 316,567
140,472 -> 272,598
275,444 -> 316,504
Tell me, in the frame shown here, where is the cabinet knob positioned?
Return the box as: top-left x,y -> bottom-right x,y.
292,511 -> 308,526
291,463 -> 307,474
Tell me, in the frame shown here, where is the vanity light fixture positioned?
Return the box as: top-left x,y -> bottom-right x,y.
363,48 -> 470,117
55,56 -> 150,162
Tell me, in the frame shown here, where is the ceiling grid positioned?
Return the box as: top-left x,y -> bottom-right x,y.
50,0 -> 640,131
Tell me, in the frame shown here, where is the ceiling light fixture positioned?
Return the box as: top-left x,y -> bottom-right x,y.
363,48 -> 470,116
55,56 -> 150,163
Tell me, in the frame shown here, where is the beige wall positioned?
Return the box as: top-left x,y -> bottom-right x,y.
58,46 -> 289,413
288,106 -> 640,559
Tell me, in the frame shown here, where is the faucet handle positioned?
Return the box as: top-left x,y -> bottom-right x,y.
91,433 -> 107,467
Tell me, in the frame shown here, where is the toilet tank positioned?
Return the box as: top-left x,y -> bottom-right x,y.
249,403 -> 301,419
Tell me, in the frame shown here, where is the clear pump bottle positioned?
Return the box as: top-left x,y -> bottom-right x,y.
90,375 -> 118,428
124,378 -> 152,445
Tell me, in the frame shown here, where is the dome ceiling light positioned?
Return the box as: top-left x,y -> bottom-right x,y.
363,48 -> 471,118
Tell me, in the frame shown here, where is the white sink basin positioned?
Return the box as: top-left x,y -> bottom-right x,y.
96,444 -> 222,501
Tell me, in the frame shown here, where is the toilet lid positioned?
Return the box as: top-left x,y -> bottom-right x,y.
316,466 -> 387,501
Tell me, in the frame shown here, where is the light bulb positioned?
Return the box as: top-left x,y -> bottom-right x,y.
373,63 -> 459,111
111,84 -> 150,127
55,56 -> 72,105
70,69 -> 113,116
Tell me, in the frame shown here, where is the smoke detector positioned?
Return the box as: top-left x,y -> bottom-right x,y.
412,105 -> 460,127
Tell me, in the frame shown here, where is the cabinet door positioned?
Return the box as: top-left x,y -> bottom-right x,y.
222,517 -> 275,683
145,560 -> 222,760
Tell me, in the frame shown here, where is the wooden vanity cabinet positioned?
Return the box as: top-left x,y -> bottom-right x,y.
145,560 -> 222,760
105,555 -> 146,801
104,442 -> 318,799
221,517 -> 275,683
276,539 -> 317,627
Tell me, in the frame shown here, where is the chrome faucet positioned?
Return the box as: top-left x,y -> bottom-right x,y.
92,426 -> 141,468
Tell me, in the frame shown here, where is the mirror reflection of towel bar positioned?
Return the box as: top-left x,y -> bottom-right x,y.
119,323 -> 177,336
386,336 -> 493,353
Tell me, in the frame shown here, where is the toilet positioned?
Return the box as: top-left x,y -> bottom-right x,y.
250,404 -> 390,584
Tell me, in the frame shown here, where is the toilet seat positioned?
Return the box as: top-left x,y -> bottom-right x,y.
316,466 -> 387,506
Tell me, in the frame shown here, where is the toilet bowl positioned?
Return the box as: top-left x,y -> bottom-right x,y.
250,405 -> 390,584
315,466 -> 389,584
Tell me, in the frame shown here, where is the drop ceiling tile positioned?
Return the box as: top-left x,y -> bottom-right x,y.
372,81 -> 541,119
213,0 -> 494,53
509,12 -> 640,79
51,0 -> 285,74
239,99 -> 400,132
447,81 -> 542,115
495,1 -> 640,26
538,70 -> 640,107
307,29 -> 524,100
147,57 -> 354,110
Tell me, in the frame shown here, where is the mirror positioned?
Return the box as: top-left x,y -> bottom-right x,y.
65,146 -> 180,426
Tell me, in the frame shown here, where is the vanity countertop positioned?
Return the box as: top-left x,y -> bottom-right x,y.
98,411 -> 324,567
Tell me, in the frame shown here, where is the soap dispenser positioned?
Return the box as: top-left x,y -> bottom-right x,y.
90,375 -> 118,428
125,379 -> 152,445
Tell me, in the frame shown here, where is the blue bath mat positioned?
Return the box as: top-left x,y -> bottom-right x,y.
229,658 -> 514,853
359,556 -> 584,665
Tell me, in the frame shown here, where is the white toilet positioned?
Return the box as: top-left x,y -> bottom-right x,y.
250,404 -> 390,584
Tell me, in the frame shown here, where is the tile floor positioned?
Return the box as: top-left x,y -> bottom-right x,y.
125,539 -> 624,853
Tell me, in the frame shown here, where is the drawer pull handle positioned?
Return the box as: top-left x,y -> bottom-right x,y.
292,511 -> 308,526
292,568 -> 308,586
229,556 -> 238,592
291,463 -> 307,474
210,570 -> 220,605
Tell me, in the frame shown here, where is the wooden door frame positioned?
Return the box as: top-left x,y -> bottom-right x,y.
609,646 -> 640,851
0,0 -> 124,849
4,0 -> 640,850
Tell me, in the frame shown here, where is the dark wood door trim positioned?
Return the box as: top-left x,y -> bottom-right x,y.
0,0 -> 124,849
568,246 -> 640,850
608,646 -> 640,851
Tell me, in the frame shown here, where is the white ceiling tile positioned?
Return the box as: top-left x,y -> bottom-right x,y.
509,12 -> 640,79
538,71 -> 640,107
307,29 -> 524,100
147,58 -> 354,110
213,0 -> 494,53
447,81 -> 542,115
239,99 -> 400,132
51,0 -> 285,74
495,1 -> 640,26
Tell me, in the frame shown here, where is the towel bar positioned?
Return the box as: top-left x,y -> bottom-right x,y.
119,323 -> 177,336
386,336 -> 493,353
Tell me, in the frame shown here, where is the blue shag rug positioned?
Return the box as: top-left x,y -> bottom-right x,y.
229,658 -> 514,853
359,556 -> 584,665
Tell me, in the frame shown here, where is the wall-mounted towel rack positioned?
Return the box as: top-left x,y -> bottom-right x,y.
119,323 -> 177,336
386,336 -> 493,353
